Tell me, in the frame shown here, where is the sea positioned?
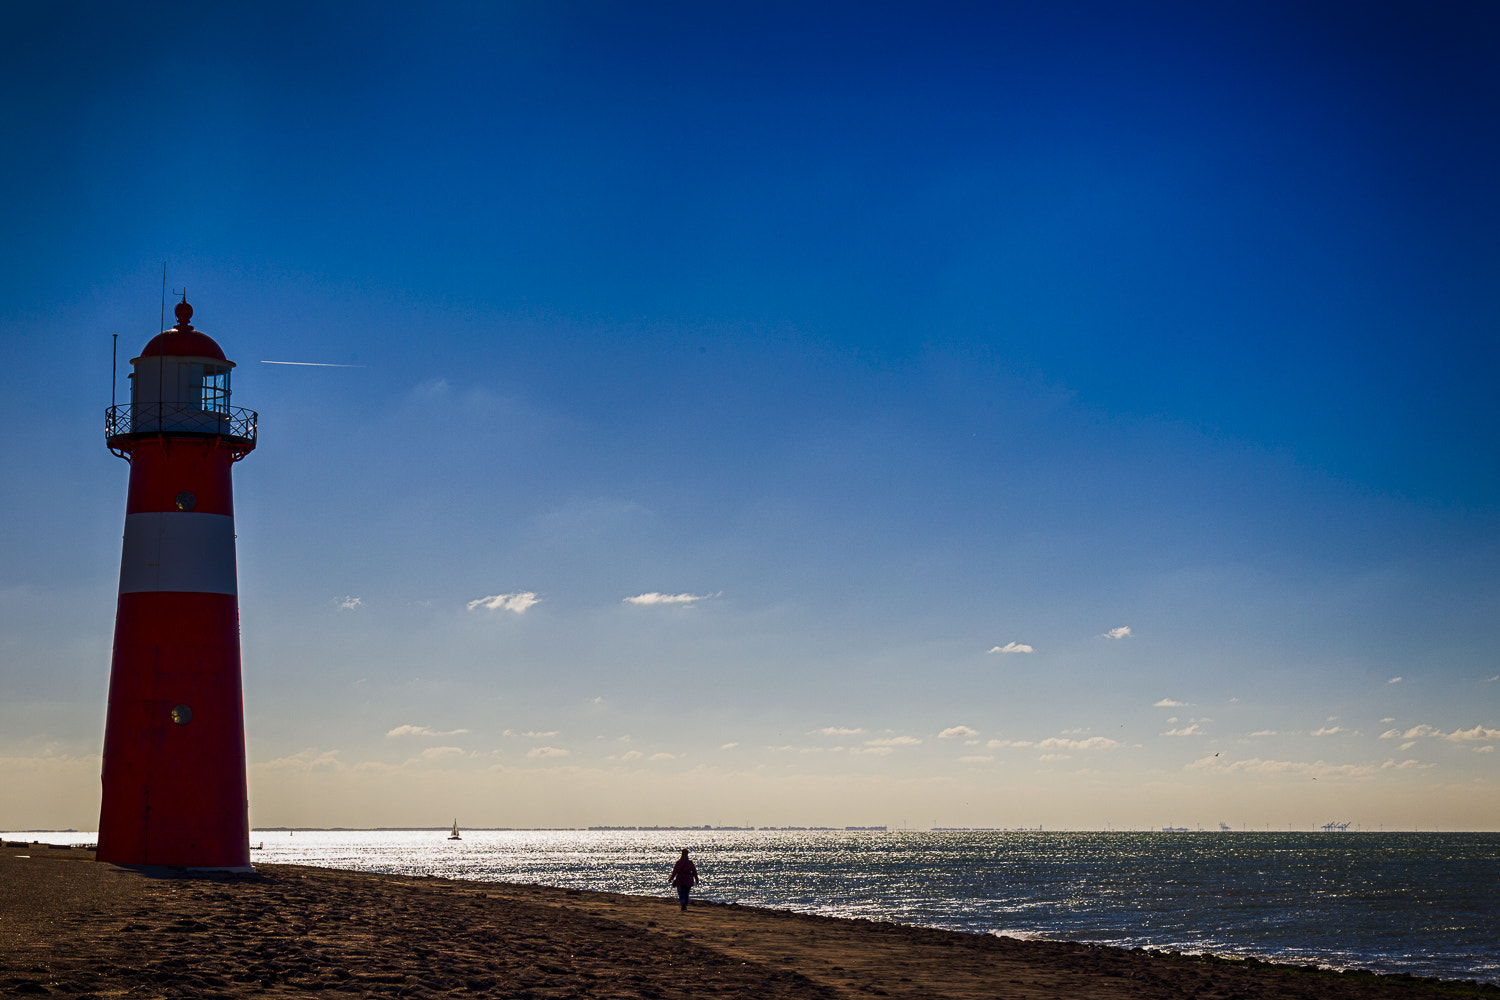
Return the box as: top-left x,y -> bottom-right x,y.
10,828 -> 1496,985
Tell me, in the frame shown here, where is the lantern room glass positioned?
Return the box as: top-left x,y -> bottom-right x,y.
186,364 -> 232,414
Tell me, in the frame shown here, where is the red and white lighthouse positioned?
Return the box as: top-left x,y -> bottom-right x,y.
99,299 -> 256,869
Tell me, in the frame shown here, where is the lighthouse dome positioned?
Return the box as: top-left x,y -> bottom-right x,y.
137,300 -> 228,361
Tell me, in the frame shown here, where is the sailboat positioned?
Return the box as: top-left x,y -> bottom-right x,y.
448,819 -> 461,841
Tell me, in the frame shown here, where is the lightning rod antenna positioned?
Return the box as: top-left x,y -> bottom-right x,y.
159,263 -> 166,413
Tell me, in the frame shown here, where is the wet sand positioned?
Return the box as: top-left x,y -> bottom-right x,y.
2,844 -> 1494,999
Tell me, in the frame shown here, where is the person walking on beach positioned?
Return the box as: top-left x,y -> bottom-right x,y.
669,849 -> 699,911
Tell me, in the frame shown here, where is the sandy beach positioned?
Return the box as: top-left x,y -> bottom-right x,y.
3,844 -> 1494,999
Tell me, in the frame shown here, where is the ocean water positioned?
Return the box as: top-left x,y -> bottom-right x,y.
12,829 -> 1496,984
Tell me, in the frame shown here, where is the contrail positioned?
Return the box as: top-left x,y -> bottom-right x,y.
260,360 -> 366,367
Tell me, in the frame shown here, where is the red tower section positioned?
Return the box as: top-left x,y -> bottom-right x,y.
99,299 -> 257,869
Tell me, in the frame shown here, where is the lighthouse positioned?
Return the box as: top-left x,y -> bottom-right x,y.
99,299 -> 257,869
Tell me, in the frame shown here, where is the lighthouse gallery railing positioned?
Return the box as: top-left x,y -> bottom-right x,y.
106,403 -> 258,446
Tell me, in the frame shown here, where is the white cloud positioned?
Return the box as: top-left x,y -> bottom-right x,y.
987,738 -> 1034,748
812,726 -> 864,736
522,730 -> 559,738
467,592 -> 540,614
335,595 -> 363,611
648,752 -> 676,761
386,725 -> 470,738
1162,724 -> 1203,736
418,746 -> 466,761
1380,718 -> 1395,723
1154,698 -> 1187,708
1445,725 -> 1500,742
1036,736 -> 1121,751
1249,729 -> 1277,737
865,735 -> 922,747
1194,758 -> 1440,779
1388,676 -> 1402,684
259,748 -> 343,772
623,591 -> 715,606
1311,726 -> 1347,736
1382,723 -> 1500,743
526,746 -> 569,758
1039,753 -> 1071,761
938,726 -> 978,739
411,377 -> 450,399
1475,746 -> 1495,754
958,755 -> 995,763
617,750 -> 643,761
1187,755 -> 1423,779
1102,626 -> 1131,639
1380,759 -> 1434,770
988,642 -> 1033,654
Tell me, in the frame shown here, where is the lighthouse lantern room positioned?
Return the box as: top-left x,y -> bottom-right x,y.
100,299 -> 258,869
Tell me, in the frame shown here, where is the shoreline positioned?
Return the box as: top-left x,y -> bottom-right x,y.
3,846 -> 1496,999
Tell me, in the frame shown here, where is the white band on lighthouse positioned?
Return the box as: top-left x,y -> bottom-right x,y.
118,512 -> 239,595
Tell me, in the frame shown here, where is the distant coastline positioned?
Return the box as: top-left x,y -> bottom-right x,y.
244,824 -> 893,832
11,825 -> 1491,834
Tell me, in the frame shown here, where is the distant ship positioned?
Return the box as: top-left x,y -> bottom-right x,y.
1161,825 -> 1189,832
1219,822 -> 1232,832
448,820 -> 461,841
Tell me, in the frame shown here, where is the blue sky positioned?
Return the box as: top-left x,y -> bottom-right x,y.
2,1 -> 1498,830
